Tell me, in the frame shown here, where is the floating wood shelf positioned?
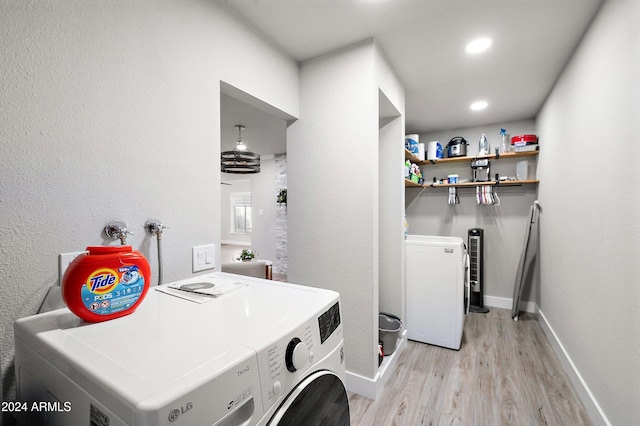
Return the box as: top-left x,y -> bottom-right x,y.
430,179 -> 539,188
404,179 -> 539,188
405,179 -> 423,188
404,148 -> 539,165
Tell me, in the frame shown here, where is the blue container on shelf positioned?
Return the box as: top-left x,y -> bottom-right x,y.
405,134 -> 419,154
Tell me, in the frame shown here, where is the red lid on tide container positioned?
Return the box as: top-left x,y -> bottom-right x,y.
61,246 -> 151,322
511,134 -> 538,145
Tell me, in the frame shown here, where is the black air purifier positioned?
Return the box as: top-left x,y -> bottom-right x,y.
468,228 -> 489,313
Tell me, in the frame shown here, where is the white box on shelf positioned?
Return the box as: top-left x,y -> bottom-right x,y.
516,160 -> 528,180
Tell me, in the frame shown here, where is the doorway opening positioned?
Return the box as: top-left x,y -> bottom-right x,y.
220,82 -> 293,281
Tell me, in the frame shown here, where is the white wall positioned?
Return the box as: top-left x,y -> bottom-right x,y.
288,40 -> 378,380
250,157 -> 278,265
376,44 -> 406,324
536,0 -> 640,423
288,39 -> 404,385
407,119 -> 538,304
377,92 -> 405,324
0,0 -> 298,404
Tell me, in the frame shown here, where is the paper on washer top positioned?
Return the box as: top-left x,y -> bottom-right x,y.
155,277 -> 249,303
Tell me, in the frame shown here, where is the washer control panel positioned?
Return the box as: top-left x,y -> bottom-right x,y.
255,301 -> 343,413
318,302 -> 341,344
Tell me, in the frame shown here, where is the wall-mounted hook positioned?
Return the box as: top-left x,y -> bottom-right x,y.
105,220 -> 132,245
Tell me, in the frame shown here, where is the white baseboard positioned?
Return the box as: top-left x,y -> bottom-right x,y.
536,308 -> 611,426
345,330 -> 407,400
484,295 -> 537,313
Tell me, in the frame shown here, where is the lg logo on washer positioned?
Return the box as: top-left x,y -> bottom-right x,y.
168,401 -> 194,422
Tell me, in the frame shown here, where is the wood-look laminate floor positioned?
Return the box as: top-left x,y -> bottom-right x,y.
348,308 -> 593,426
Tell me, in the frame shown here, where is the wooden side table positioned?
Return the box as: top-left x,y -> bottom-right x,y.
262,260 -> 273,280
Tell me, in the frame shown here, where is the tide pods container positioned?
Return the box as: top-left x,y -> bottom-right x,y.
62,246 -> 151,322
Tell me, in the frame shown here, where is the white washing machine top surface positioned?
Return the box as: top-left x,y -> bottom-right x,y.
405,234 -> 464,246
15,272 -> 344,425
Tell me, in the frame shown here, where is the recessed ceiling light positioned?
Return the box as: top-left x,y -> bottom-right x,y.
470,101 -> 488,111
465,37 -> 492,54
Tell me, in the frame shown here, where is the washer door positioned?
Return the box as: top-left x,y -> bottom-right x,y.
268,370 -> 350,426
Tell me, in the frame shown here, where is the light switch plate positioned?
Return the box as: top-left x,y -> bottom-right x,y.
58,251 -> 88,285
193,244 -> 216,272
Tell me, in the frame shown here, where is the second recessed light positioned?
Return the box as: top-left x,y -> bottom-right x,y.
470,101 -> 488,111
466,37 -> 492,54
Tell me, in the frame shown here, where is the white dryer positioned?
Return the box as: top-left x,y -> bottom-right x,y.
14,272 -> 349,425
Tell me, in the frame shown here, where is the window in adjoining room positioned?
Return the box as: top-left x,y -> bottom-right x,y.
231,192 -> 252,234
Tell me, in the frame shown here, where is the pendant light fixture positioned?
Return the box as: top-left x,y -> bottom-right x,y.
221,124 -> 260,174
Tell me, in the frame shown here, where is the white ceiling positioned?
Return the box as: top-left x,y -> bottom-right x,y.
219,0 -> 603,149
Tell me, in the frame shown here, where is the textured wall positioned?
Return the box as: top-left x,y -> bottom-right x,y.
288,40 -> 404,381
288,41 -> 378,379
376,45 -> 407,332
377,108 -> 405,322
0,0 -> 298,406
536,0 -> 640,423
250,157 -> 278,264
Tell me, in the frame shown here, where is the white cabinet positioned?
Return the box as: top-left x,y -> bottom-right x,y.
405,235 -> 467,350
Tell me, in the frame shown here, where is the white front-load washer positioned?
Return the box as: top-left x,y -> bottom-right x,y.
14,272 -> 350,425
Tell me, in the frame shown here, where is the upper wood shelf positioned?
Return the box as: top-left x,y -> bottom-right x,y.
404,149 -> 539,165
